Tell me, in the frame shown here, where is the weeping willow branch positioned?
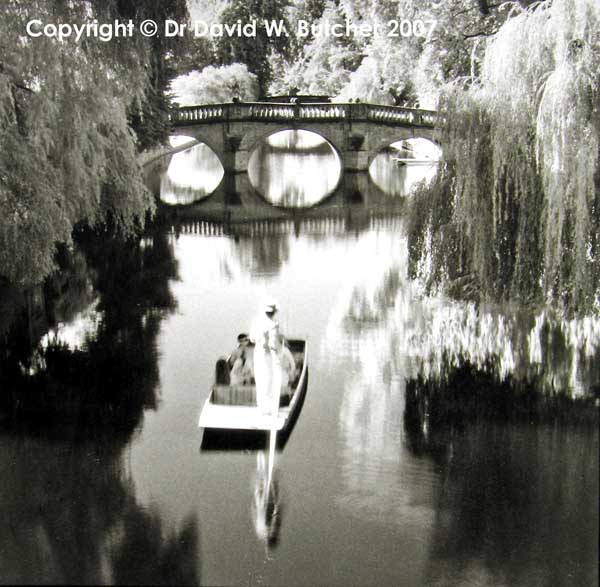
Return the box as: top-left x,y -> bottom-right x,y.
410,0 -> 600,314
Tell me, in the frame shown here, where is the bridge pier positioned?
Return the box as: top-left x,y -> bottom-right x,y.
220,150 -> 248,174
218,136 -> 248,174
341,133 -> 369,172
342,150 -> 370,172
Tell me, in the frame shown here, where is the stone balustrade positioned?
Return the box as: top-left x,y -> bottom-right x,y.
170,102 -> 438,128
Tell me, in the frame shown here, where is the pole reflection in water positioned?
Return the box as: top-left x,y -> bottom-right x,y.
252,442 -> 283,551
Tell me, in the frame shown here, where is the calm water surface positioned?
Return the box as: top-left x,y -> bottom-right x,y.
1,141 -> 598,586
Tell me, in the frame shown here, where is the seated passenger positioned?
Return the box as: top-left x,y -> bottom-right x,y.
230,355 -> 254,386
228,333 -> 251,368
215,357 -> 230,385
229,333 -> 255,386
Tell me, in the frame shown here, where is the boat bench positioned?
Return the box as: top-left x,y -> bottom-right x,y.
213,385 -> 256,406
212,384 -> 293,407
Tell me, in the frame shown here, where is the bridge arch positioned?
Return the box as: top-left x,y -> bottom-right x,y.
246,128 -> 344,206
169,101 -> 441,173
169,125 -> 228,169
366,130 -> 441,168
244,126 -> 344,167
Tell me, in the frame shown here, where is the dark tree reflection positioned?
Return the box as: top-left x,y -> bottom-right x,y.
404,363 -> 599,587
0,436 -> 200,585
0,227 -> 199,585
112,507 -> 199,586
0,226 -> 179,442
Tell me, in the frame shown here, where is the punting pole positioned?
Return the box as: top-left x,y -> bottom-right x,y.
267,360 -> 279,487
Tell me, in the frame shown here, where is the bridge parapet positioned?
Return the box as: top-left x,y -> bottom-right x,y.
168,101 -> 440,173
366,104 -> 437,126
175,105 -> 224,123
170,102 -> 438,128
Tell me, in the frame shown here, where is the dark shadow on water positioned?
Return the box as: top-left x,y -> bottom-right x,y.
404,355 -> 599,442
0,225 -> 179,443
403,357 -> 598,587
0,225 -> 201,584
0,434 -> 201,585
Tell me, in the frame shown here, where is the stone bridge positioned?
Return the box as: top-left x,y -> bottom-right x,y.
169,101 -> 440,173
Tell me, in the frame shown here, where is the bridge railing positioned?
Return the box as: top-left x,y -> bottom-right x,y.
170,102 -> 438,127
298,104 -> 347,120
362,104 -> 437,126
174,105 -> 225,123
232,103 -> 294,120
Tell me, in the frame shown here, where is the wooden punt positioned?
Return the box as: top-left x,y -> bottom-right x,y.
392,156 -> 438,166
198,339 -> 308,433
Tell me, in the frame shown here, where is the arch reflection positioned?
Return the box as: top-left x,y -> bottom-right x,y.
160,142 -> 224,206
369,138 -> 440,197
248,130 -> 342,207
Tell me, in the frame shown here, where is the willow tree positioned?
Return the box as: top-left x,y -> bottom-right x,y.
411,0 -> 600,314
0,1 -> 185,286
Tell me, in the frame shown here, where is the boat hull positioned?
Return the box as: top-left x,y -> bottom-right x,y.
198,339 -> 308,433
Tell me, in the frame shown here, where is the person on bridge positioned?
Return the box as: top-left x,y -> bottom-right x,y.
250,298 -> 284,414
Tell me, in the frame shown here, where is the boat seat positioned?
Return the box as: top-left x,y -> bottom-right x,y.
212,384 -> 293,407
213,384 -> 256,406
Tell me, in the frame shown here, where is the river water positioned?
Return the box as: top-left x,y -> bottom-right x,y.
0,133 -> 598,586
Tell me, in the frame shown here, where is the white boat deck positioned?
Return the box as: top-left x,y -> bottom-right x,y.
198,339 -> 307,433
198,402 -> 291,431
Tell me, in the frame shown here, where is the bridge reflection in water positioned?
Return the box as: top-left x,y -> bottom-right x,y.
161,170 -> 408,242
159,130 -> 439,206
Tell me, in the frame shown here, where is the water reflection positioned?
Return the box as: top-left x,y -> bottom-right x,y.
369,155 -> 438,197
1,190 -> 598,585
0,228 -> 179,441
369,139 -> 439,197
0,435 -> 200,585
232,234 -> 291,278
158,134 -> 440,210
252,450 -> 283,549
160,142 -> 224,205
327,241 -> 600,399
403,414 -> 599,587
321,226 -> 597,585
248,130 -> 342,207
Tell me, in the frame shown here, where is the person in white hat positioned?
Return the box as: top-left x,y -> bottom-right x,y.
250,298 -> 283,414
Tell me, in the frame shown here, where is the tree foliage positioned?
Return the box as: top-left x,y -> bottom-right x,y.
0,0 -> 186,285
409,0 -> 600,314
106,0 -> 190,150
214,0 -> 291,96
171,63 -> 259,105
270,2 -> 364,97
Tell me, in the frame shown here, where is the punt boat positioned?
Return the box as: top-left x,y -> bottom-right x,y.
198,339 -> 308,433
